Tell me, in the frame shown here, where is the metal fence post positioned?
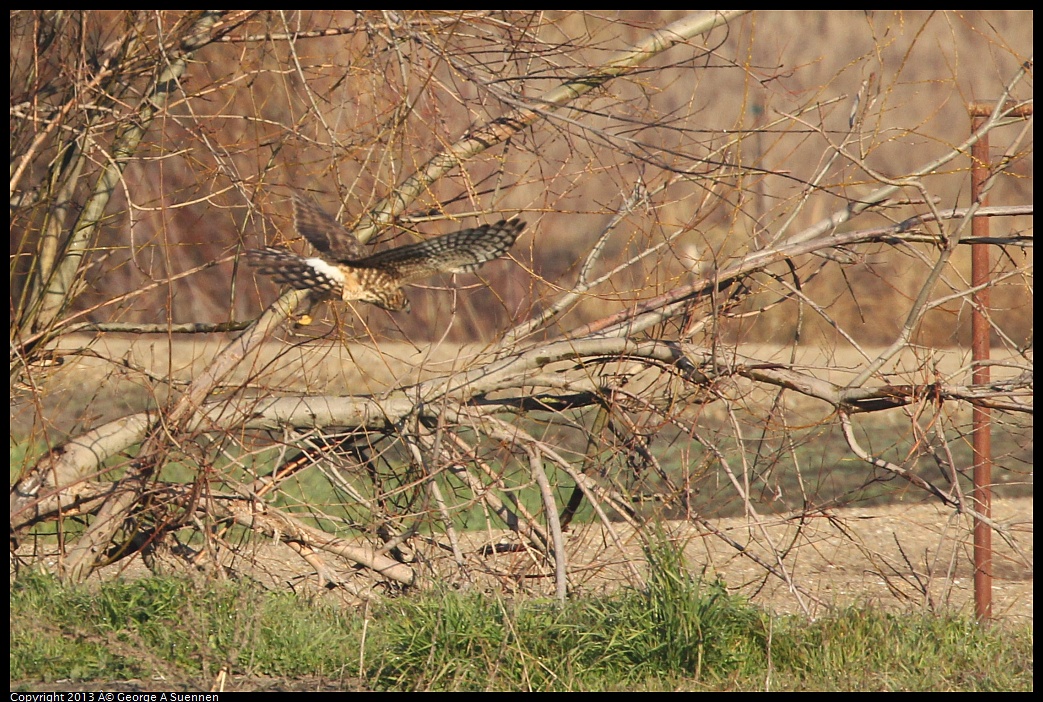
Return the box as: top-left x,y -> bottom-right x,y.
966,100 -> 1032,621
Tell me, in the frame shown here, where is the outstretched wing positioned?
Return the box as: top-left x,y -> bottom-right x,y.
352,218 -> 524,282
292,193 -> 365,260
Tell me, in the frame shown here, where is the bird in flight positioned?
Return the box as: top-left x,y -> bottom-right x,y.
247,194 -> 524,312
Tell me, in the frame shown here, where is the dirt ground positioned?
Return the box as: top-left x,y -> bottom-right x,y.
629,496 -> 1032,622
16,496 -> 1031,623
438,495 -> 1034,623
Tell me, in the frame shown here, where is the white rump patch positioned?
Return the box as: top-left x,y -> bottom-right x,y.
304,257 -> 347,284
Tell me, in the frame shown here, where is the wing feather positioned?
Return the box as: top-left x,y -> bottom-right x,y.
292,193 -> 365,260
353,218 -> 524,282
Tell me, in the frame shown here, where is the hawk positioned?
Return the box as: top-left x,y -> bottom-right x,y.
247,194 -> 524,312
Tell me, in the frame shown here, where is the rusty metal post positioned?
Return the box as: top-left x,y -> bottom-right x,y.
964,101 -> 1032,622
968,105 -> 993,621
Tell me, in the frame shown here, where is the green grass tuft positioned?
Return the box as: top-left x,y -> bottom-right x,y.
10,558 -> 1032,691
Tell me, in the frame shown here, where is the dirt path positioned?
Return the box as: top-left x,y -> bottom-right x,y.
427,495 -> 1033,622
670,496 -> 1031,621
